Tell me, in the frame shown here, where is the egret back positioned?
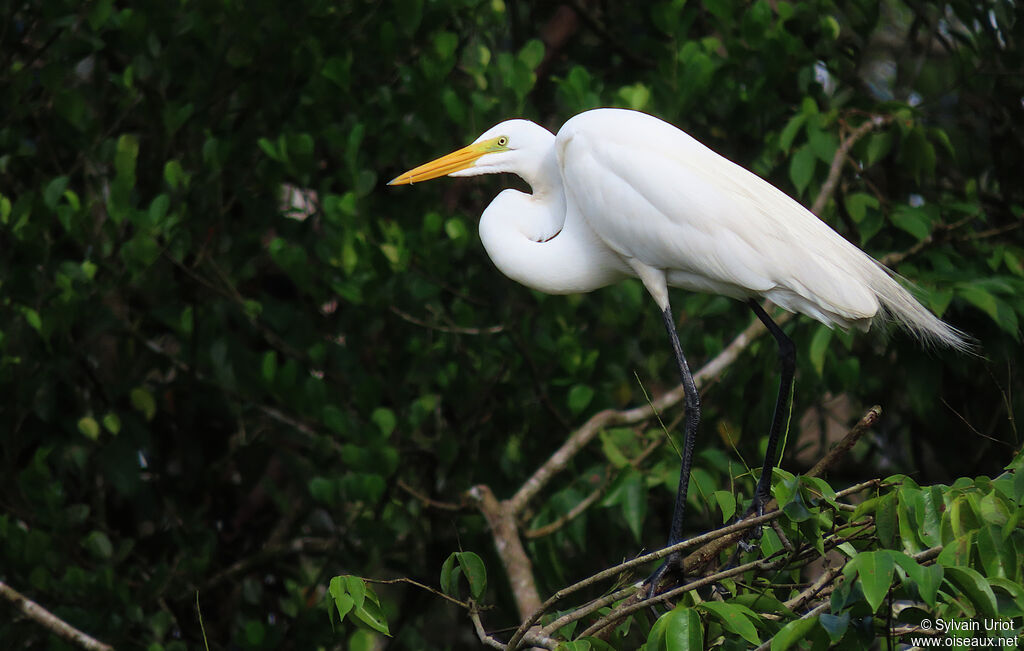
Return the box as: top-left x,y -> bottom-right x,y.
556,109 -> 968,350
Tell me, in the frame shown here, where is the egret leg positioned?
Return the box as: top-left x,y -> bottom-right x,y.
747,300 -> 796,517
646,306 -> 700,597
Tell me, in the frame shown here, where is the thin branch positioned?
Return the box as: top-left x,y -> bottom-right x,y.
811,115 -> 892,216
397,478 -> 467,511
0,581 -> 114,651
805,406 -> 882,478
524,472 -> 609,539
365,577 -> 472,609
784,564 -> 843,611
390,305 -> 504,335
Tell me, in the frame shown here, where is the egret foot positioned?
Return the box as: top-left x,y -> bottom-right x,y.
644,552 -> 684,602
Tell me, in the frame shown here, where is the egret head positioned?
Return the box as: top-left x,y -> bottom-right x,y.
388,119 -> 555,186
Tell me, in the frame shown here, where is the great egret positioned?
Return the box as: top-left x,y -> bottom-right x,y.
389,108 -> 967,592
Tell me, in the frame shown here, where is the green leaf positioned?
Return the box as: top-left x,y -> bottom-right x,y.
844,192 -> 879,223
21,307 -> 42,334
444,217 -> 468,241
808,326 -> 832,376
101,412 -> 121,435
115,134 -> 139,179
818,612 -> 848,643
130,387 -> 157,421
353,587 -> 391,636
44,176 -> 69,209
808,124 -> 839,163
456,552 -> 487,602
164,160 -> 187,189
618,83 -> 652,111
568,384 -> 595,415
599,429 -> 631,468
876,492 -> 897,548
647,605 -> 702,651
370,407 -> 396,438
778,113 -> 806,152
619,469 -> 646,542
699,601 -> 760,645
890,206 -> 932,241
0,194 -> 11,223
770,616 -> 819,651
852,550 -> 896,612
78,416 -> 101,441
328,576 -> 355,621
257,137 -> 281,161
713,490 -> 736,522
440,554 -> 460,597
865,132 -> 893,166
308,477 -> 335,505
944,565 -> 998,617
891,551 -> 943,606
148,194 -> 169,223
261,351 -> 277,383
789,145 -> 816,196
518,39 -> 545,69
82,530 -> 113,560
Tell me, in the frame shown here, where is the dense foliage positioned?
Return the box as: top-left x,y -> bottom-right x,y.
1,0 -> 1021,649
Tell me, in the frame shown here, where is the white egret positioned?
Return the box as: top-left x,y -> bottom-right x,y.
389,108 -> 967,592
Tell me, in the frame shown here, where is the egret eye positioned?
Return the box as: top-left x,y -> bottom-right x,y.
497,136 -> 509,147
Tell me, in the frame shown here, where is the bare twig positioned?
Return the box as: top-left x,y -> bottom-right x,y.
805,406 -> 882,478
471,608 -> 509,650
524,472 -> 609,539
390,305 -> 504,335
397,478 -> 467,511
366,577 -> 473,609
784,564 -> 843,611
811,115 -> 892,216
0,581 -> 114,651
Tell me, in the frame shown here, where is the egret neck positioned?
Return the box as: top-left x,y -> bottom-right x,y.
477,148 -> 628,295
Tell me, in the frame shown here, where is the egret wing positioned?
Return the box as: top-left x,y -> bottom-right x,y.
556,109 -> 881,325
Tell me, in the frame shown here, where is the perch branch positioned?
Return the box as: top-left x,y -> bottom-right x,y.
680,406 -> 881,576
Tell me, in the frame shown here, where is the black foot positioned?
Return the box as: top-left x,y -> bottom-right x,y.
737,491 -> 769,551
645,552 -> 683,601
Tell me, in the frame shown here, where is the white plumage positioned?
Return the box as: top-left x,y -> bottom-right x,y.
393,108 -> 965,350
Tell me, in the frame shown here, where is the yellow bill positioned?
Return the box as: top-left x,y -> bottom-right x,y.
387,142 -> 489,185
388,136 -> 509,185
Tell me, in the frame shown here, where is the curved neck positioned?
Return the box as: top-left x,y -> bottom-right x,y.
478,187 -> 627,295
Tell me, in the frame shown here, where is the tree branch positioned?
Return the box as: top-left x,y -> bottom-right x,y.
0,581 -> 114,651
811,115 -> 892,216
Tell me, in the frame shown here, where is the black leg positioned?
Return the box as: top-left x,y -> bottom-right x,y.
747,300 -> 796,515
646,306 -> 701,597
